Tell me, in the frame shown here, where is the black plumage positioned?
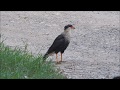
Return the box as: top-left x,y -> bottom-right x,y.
43,24 -> 75,63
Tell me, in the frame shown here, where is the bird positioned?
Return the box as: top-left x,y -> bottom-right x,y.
43,24 -> 75,64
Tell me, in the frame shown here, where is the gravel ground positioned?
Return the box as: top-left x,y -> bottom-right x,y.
0,11 -> 120,79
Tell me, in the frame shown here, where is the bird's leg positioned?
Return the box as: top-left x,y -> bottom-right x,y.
56,53 -> 59,64
60,53 -> 62,62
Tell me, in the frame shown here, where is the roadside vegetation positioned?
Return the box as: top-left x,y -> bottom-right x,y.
0,41 -> 66,79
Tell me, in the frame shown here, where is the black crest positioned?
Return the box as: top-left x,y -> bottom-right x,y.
64,24 -> 72,30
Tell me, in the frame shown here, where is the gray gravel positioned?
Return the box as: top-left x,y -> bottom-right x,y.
0,11 -> 120,79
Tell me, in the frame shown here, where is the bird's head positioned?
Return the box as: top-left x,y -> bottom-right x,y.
64,24 -> 75,32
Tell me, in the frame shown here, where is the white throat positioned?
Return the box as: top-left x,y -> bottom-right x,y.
63,29 -> 71,41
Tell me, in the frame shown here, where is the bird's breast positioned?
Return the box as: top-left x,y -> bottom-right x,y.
64,34 -> 70,42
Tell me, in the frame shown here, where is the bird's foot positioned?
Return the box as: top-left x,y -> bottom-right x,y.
60,61 -> 66,63
56,61 -> 66,64
56,61 -> 61,64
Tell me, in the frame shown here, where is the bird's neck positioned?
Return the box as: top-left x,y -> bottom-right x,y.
64,30 -> 71,36
63,30 -> 71,41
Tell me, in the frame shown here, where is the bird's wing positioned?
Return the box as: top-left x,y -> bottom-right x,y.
46,34 -> 65,54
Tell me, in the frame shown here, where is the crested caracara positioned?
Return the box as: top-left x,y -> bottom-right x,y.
43,24 -> 75,64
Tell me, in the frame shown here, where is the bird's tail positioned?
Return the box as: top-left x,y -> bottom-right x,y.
43,53 -> 49,60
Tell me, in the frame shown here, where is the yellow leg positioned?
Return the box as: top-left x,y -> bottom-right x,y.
56,53 -> 59,63
60,53 -> 62,62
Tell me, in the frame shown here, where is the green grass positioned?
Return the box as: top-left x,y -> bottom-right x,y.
0,42 -> 66,79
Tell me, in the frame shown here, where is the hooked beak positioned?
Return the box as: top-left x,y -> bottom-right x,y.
71,26 -> 75,29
